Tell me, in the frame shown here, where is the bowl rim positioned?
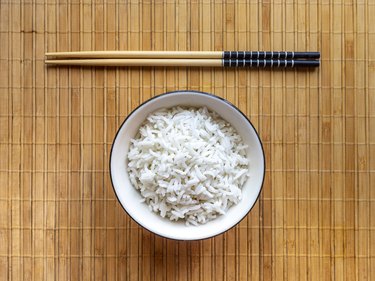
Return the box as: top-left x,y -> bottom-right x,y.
109,90 -> 266,241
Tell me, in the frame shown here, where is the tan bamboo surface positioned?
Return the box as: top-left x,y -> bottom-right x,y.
0,0 -> 374,280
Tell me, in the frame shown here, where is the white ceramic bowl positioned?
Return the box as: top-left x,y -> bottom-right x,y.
110,91 -> 265,240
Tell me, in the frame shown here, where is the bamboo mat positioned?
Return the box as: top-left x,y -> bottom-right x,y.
0,0 -> 374,280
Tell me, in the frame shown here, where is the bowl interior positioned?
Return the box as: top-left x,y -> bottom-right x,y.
110,91 -> 265,240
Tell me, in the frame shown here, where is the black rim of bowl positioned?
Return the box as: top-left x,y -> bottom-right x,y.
109,90 -> 266,241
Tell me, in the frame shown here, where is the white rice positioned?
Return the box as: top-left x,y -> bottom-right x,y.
127,106 -> 249,225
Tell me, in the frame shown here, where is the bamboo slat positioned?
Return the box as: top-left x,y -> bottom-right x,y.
0,0 -> 374,280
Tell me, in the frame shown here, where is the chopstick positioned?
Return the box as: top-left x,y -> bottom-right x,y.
45,58 -> 320,67
45,50 -> 320,60
45,58 -> 320,68
45,51 -> 320,68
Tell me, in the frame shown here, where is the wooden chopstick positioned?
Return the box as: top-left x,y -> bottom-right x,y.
46,51 -> 221,59
45,59 -> 222,67
45,51 -> 320,60
45,58 -> 320,67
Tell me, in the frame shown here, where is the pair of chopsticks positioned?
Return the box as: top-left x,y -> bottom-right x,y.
45,51 -> 320,68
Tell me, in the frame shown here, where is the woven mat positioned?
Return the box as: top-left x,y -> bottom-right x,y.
0,0 -> 374,280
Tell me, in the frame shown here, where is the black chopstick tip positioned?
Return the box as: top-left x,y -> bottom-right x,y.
293,60 -> 320,67
222,59 -> 320,68
223,51 -> 320,60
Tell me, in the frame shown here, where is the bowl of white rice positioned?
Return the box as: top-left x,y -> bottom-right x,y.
110,90 -> 265,240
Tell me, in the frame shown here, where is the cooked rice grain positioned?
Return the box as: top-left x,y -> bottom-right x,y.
127,106 -> 249,225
